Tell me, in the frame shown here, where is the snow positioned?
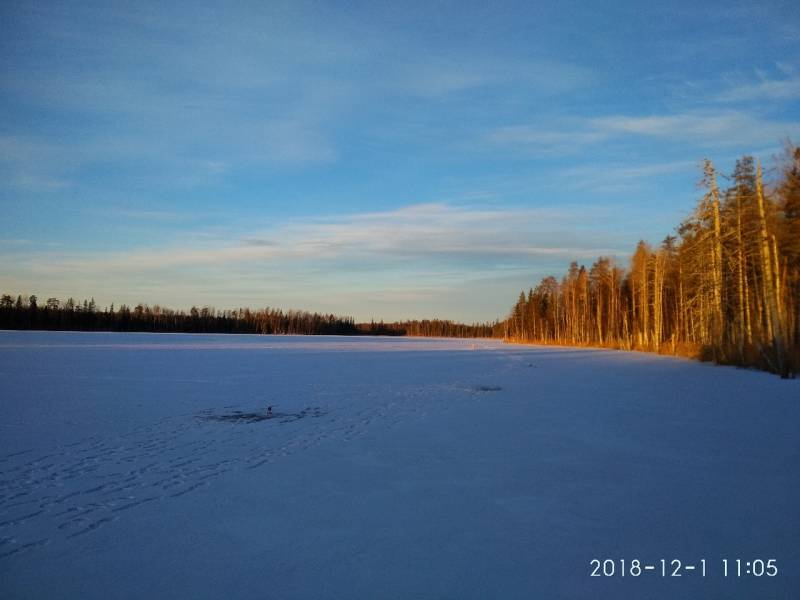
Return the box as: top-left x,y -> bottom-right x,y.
1,331 -> 798,599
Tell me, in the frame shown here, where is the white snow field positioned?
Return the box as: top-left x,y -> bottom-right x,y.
1,331 -> 798,599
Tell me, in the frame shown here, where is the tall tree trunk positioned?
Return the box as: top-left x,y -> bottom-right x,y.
736,195 -> 747,356
756,162 -> 786,373
706,160 -> 725,347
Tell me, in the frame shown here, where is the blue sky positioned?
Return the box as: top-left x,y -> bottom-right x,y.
1,0 -> 799,322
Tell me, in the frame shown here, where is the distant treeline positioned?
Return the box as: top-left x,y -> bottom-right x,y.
503,147 -> 800,377
359,319 -> 501,338
0,296 -> 498,339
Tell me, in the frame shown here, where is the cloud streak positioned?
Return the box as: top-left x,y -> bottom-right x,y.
717,76 -> 800,102
489,110 -> 800,155
21,203 -> 623,274
2,202 -> 630,320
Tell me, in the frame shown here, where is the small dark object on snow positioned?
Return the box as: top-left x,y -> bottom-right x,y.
198,406 -> 326,424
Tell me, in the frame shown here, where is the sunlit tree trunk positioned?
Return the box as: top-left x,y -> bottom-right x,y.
757,161 -> 776,344
705,160 -> 725,347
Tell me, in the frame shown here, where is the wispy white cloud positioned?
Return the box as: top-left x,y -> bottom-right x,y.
666,63 -> 800,109
717,77 -> 800,102
1,202 -> 629,320
592,112 -> 798,142
555,160 -> 700,193
487,124 -> 606,155
489,110 -> 800,154
20,203 -> 621,274
390,56 -> 594,98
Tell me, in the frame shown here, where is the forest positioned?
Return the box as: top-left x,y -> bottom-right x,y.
505,147 -> 800,377
0,295 -> 497,339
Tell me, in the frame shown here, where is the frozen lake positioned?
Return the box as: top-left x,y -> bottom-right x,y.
1,331 -> 798,599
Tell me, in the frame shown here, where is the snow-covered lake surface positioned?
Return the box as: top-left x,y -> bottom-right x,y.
1,331 -> 798,599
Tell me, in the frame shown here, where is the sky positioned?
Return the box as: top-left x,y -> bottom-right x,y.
1,0 -> 799,322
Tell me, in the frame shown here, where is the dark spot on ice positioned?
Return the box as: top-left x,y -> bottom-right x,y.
198,407 -> 326,424
474,385 -> 502,392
